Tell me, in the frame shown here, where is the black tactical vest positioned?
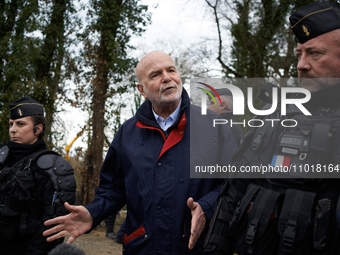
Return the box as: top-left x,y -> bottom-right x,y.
0,147 -> 57,239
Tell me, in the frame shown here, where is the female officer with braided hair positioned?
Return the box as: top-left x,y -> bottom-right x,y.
0,97 -> 76,255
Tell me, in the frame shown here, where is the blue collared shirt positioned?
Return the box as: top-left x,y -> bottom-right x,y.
152,99 -> 182,131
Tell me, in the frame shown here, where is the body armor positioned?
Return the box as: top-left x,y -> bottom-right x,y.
0,146 -> 76,239
205,86 -> 340,255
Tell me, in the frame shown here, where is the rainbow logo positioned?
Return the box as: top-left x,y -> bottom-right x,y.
196,82 -> 222,106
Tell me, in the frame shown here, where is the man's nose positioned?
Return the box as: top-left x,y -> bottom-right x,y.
297,53 -> 311,72
162,72 -> 172,82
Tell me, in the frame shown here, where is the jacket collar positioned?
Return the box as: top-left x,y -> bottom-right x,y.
135,88 -> 190,128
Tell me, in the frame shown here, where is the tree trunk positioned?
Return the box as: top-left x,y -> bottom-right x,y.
35,0 -> 68,147
83,34 -> 109,204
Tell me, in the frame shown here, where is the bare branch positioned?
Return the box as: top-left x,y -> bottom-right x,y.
205,0 -> 241,77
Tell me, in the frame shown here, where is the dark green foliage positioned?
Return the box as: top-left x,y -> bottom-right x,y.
76,0 -> 151,204
0,0 -> 78,148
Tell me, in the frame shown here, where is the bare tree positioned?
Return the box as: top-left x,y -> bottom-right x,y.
204,0 -> 314,78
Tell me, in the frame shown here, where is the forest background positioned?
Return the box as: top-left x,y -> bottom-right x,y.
0,0 -> 316,204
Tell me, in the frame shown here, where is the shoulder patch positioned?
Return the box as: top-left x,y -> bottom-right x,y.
37,154 -> 55,170
54,157 -> 74,175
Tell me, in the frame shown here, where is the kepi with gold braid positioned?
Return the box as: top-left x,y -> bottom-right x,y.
290,1 -> 340,43
9,97 -> 44,120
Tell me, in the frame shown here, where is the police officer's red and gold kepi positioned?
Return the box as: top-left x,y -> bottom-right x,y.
290,1 -> 340,43
9,97 -> 44,120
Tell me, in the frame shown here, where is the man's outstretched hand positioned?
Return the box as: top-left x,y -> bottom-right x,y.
43,202 -> 93,244
187,197 -> 207,250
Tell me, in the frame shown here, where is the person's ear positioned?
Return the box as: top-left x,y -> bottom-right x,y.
137,83 -> 147,99
34,124 -> 43,135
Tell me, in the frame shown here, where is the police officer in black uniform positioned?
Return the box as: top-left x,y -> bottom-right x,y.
0,97 -> 76,255
204,2 -> 340,255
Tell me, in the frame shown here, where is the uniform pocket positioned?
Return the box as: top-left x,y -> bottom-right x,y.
236,185 -> 283,254
123,224 -> 146,245
278,189 -> 316,254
